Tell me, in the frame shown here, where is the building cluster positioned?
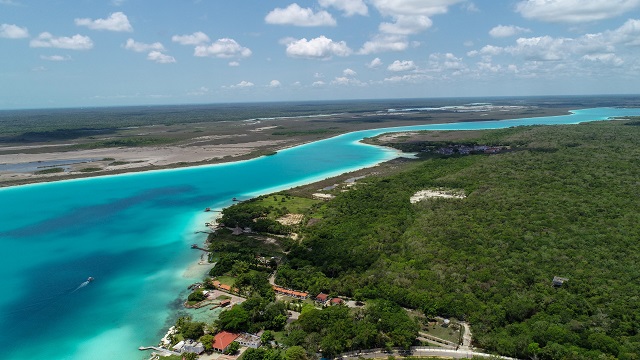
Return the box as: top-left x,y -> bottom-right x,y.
174,281 -> 346,357
270,285 -> 344,306
314,292 -> 343,306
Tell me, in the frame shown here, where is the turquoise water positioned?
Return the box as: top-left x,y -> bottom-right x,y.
0,107 -> 638,359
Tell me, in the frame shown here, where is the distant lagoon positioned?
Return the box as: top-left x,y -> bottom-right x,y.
0,107 -> 639,360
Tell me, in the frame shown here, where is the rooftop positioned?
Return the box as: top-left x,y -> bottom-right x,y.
213,331 -> 240,351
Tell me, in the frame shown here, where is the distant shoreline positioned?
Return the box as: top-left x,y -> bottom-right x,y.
0,105 -> 574,188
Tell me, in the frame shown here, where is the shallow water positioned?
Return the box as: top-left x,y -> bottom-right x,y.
0,107 -> 638,359
0,158 -> 98,172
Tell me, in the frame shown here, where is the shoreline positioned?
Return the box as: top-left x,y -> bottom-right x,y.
0,106 -> 577,189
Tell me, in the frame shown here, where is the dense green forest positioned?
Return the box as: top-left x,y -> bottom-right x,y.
273,120 -> 640,359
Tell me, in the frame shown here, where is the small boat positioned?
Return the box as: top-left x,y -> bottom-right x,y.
191,244 -> 199,249
87,277 -> 94,282
204,207 -> 211,212
232,197 -> 238,201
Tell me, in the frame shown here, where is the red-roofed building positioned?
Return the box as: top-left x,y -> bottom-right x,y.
272,285 -> 308,299
213,280 -> 238,293
212,331 -> 240,353
315,292 -> 329,304
331,297 -> 343,305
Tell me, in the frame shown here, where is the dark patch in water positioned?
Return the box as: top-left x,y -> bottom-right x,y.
1,185 -> 195,238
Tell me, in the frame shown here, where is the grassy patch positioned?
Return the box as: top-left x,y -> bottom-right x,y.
421,323 -> 462,344
272,331 -> 286,345
108,161 -> 129,166
78,167 -> 102,172
253,194 -> 321,218
72,137 -> 175,149
216,276 -> 236,286
34,167 -> 65,174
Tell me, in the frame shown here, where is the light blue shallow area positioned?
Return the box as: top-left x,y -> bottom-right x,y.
0,107 -> 638,360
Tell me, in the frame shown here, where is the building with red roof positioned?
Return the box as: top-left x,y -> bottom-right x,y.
213,280 -> 238,293
212,331 -> 240,353
272,285 -> 308,299
315,292 -> 329,304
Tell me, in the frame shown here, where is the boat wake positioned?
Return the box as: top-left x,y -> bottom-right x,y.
71,277 -> 94,293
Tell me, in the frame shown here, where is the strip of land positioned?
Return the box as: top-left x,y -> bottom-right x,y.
0,104 -> 569,187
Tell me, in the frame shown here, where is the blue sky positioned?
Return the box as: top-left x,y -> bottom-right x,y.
2,0 -> 640,109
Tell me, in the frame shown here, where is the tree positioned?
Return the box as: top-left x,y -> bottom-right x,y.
181,321 -> 205,340
183,352 -> 198,360
225,341 -> 240,355
216,305 -> 250,332
285,346 -> 307,360
244,347 -> 283,360
188,289 -> 206,302
261,330 -> 275,344
243,348 -> 268,360
199,334 -> 214,352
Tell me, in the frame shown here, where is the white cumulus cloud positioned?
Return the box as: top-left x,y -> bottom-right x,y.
331,76 -> 364,86
194,38 -> 252,59
265,3 -> 337,27
359,35 -> 408,54
30,32 -> 93,50
285,36 -> 352,59
384,73 -> 430,83
607,18 -> 640,45
75,12 -> 133,32
319,0 -> 368,16
147,51 -> 176,64
387,60 -> 417,71
370,0 -> 465,17
582,53 -> 624,66
0,23 -> 29,38
343,68 -> 357,76
489,25 -> 531,38
231,81 -> 255,88
269,80 -> 282,87
516,0 -> 640,23
428,53 -> 467,72
40,55 -> 71,61
124,38 -> 165,52
172,32 -> 210,46
379,15 -> 433,35
367,57 -> 384,68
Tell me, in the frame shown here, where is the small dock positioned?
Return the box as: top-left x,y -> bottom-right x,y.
138,346 -> 180,356
190,244 -> 211,252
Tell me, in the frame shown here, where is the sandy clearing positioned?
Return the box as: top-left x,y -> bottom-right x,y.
276,213 -> 305,225
312,193 -> 335,200
410,189 -> 466,203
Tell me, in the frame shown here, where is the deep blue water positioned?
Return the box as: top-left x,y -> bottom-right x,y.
0,107 -> 638,359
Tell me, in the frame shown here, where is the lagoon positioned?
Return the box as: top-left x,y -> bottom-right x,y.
0,107 -> 638,360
